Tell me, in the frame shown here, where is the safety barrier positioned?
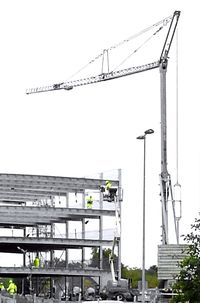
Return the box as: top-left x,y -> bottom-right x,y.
0,294 -> 16,303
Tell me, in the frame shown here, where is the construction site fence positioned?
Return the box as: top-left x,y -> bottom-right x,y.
0,295 -> 56,303
0,293 -> 187,303
0,294 -> 16,303
2,295 -> 81,303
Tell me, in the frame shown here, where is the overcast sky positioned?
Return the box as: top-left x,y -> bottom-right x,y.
0,0 -> 199,269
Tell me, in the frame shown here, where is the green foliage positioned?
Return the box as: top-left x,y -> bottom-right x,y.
121,264 -> 158,288
90,248 -> 158,288
172,217 -> 200,303
84,279 -> 92,288
90,247 -> 117,270
121,265 -> 141,288
146,270 -> 158,288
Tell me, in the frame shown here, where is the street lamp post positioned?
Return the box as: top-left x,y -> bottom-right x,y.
137,129 -> 154,303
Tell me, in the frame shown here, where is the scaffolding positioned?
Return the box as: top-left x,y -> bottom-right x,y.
0,171 -> 122,298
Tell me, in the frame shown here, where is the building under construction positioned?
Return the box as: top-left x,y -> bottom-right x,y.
0,172 -> 122,298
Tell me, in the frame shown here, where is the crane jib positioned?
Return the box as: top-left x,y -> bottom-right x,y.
26,61 -> 160,94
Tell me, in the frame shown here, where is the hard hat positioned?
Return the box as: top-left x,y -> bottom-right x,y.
9,279 -> 12,283
106,180 -> 110,184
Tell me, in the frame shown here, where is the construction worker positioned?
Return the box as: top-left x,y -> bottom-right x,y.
106,180 -> 112,191
87,196 -> 94,209
0,282 -> 4,291
7,279 -> 17,295
105,180 -> 117,201
85,287 -> 95,300
34,256 -> 40,268
73,286 -> 81,301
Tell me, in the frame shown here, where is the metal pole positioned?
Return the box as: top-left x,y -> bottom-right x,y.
118,168 -> 122,280
142,136 -> 146,303
137,129 -> 154,303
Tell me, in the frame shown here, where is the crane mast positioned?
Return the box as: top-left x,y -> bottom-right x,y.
26,11 -> 181,245
159,10 -> 180,244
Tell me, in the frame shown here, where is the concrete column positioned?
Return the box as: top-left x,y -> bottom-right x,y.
65,192 -> 69,269
99,173 -> 103,289
118,169 -> 122,280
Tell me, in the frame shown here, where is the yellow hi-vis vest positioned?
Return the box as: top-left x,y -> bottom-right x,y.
87,196 -> 93,208
106,181 -> 112,190
34,257 -> 40,267
7,282 -> 17,294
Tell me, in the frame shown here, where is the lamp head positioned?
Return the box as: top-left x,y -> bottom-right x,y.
144,129 -> 154,135
136,135 -> 145,140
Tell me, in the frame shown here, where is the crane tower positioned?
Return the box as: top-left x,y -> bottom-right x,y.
26,11 -> 181,248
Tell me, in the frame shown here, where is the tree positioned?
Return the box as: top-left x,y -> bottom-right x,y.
90,249 -> 158,288
172,217 -> 200,303
121,265 -> 158,288
90,247 -> 118,270
148,265 -> 157,274
121,265 -> 141,288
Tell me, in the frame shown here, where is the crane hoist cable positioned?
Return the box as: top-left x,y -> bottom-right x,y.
112,24 -> 165,72
108,14 -> 172,51
174,28 -> 182,222
66,14 -> 172,81
26,12 -> 179,97
176,28 -> 179,185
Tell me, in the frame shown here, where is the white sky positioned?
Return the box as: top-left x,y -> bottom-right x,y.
0,0 -> 199,269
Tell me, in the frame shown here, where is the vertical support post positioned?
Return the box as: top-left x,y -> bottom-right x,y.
82,191 -> 86,268
160,61 -> 169,245
64,276 -> 67,301
82,191 -> 86,293
160,62 -> 168,180
36,227 -> 39,295
50,278 -> 53,298
36,277 -> 39,297
22,228 -> 25,296
65,192 -> 69,269
50,223 -> 55,298
50,223 -> 55,266
21,279 -> 24,296
141,137 -> 146,303
137,129 -> 154,303
99,172 -> 103,290
23,228 -> 26,267
65,191 -> 69,301
117,169 -> 122,280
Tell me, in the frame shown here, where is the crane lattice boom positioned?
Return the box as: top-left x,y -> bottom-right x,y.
26,61 -> 160,95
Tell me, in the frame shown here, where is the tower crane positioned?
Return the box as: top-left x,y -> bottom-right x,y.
26,11 -> 181,246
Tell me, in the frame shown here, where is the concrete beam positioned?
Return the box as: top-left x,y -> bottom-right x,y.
0,205 -> 115,218
0,206 -> 115,226
0,173 -> 119,192
0,266 -> 106,277
0,236 -> 113,252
